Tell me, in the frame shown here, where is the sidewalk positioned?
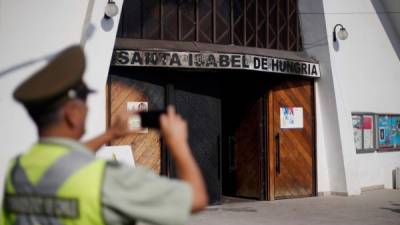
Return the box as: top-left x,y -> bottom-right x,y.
187,189 -> 400,225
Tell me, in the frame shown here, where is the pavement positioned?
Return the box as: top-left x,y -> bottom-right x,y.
187,189 -> 400,225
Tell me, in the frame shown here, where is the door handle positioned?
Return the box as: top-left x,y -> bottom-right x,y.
228,136 -> 236,172
275,133 -> 280,175
217,135 -> 221,180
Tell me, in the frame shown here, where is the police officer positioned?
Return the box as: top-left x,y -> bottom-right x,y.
1,46 -> 208,225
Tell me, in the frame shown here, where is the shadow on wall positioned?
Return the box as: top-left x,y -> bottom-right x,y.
101,17 -> 114,32
0,23 -> 97,79
333,39 -> 340,52
370,0 -> 400,60
0,54 -> 54,78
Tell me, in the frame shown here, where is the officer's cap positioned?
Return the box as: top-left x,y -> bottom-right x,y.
13,45 -> 94,109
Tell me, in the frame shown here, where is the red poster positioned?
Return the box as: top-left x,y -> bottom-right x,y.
363,116 -> 372,130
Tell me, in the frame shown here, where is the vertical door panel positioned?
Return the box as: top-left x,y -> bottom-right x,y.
174,89 -> 222,204
269,80 -> 315,199
233,98 -> 263,199
108,75 -> 164,173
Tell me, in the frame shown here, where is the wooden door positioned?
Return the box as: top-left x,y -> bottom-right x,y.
268,79 -> 315,200
108,75 -> 165,173
231,98 -> 264,199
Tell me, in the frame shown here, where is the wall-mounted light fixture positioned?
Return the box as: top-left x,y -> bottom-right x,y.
333,24 -> 348,42
104,0 -> 119,19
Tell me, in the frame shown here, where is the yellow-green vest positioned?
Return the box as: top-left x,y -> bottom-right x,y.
1,142 -> 106,225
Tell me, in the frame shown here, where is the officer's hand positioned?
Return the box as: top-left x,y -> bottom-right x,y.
160,106 -> 189,151
85,111 -> 138,152
109,111 -> 138,139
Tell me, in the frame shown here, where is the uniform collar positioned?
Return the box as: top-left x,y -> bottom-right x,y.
39,137 -> 94,156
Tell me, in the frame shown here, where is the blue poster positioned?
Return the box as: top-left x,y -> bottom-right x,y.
378,115 -> 392,148
390,116 -> 400,147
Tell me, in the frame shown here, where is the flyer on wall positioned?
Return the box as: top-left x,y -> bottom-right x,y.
362,115 -> 374,149
280,107 -> 303,129
378,115 -> 393,148
352,115 -> 362,150
390,116 -> 400,148
127,101 -> 149,133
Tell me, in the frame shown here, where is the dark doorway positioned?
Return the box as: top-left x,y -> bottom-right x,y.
171,74 -> 223,204
221,75 -> 268,200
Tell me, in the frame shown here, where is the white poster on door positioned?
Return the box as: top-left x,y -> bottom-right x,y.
127,101 -> 148,133
280,107 -> 303,129
96,145 -> 135,167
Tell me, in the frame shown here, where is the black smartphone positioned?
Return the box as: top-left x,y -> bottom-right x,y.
139,110 -> 166,129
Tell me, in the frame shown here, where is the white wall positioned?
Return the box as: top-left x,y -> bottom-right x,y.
323,0 -> 400,194
298,0 -> 348,194
83,0 -> 124,141
0,0 -> 123,200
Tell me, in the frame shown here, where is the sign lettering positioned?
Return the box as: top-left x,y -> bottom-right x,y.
5,194 -> 79,218
112,50 -> 321,78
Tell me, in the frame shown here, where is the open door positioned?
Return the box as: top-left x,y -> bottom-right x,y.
269,79 -> 315,200
222,76 -> 266,200
230,98 -> 264,199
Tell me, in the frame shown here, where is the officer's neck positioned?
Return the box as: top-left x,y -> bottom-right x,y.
38,125 -> 82,140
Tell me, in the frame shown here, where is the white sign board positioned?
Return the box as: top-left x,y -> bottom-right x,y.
112,50 -> 321,78
127,101 -> 148,133
96,145 -> 135,167
280,107 -> 303,129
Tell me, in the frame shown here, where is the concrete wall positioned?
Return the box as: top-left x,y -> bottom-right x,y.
83,0 -> 124,141
0,0 -> 123,200
381,0 -> 400,39
298,0 -> 347,194
322,0 -> 400,194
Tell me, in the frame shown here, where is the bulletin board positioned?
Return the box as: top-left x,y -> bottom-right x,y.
378,115 -> 400,150
352,114 -> 375,152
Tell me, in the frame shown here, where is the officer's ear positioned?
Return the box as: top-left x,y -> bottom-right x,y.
63,100 -> 87,130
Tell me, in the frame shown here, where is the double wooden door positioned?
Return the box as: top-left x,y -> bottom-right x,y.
108,70 -> 314,202
230,78 -> 315,200
107,71 -> 222,204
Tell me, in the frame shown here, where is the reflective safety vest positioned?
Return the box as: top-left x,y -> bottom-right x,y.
1,143 -> 106,225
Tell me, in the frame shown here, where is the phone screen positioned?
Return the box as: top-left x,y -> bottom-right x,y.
139,110 -> 165,129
